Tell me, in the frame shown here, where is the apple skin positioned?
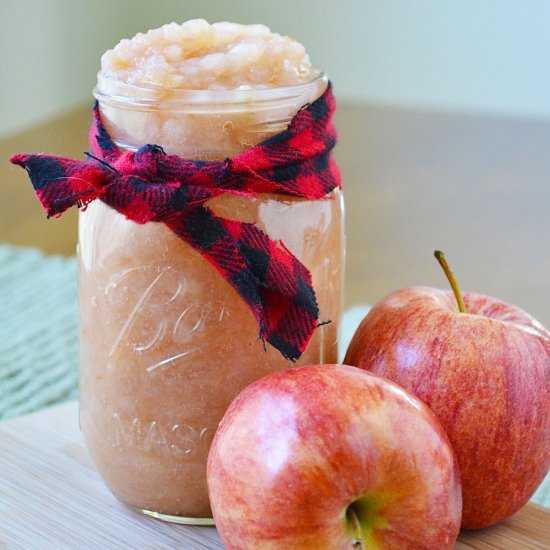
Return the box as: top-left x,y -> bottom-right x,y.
344,287 -> 550,529
207,364 -> 461,549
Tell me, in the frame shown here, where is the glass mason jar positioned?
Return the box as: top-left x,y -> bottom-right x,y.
78,70 -> 345,524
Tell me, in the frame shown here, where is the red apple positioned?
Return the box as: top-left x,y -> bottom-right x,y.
207,364 -> 461,549
344,255 -> 550,529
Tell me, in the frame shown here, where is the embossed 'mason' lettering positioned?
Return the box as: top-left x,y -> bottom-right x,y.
107,412 -> 215,459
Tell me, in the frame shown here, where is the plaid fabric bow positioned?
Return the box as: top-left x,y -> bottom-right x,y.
11,84 -> 340,361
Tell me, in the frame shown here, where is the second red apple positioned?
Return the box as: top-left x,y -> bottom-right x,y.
345,286 -> 550,529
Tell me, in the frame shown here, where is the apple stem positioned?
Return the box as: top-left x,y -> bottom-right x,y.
347,507 -> 364,549
434,250 -> 466,313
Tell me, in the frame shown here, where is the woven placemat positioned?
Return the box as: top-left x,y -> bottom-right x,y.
0,245 -> 548,507
0,245 -> 78,420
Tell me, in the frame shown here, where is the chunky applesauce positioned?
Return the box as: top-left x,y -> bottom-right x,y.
79,20 -> 344,521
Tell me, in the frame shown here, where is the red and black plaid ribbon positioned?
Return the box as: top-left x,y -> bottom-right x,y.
11,83 -> 340,361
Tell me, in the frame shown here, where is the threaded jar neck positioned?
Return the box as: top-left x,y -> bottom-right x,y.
94,71 -> 328,159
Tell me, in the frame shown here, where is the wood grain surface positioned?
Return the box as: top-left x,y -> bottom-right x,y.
0,402 -> 548,549
1,101 -> 550,327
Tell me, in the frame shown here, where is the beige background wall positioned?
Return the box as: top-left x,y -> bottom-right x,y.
1,0 -> 550,136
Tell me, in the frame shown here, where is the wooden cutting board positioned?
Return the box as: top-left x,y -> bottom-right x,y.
0,402 -> 548,549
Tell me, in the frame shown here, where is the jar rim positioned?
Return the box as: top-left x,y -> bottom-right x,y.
94,69 -> 328,110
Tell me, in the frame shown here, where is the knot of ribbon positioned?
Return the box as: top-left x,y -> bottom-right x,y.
11,83 -> 341,361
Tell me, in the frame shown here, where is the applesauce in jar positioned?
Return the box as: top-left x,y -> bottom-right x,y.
78,20 -> 345,523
